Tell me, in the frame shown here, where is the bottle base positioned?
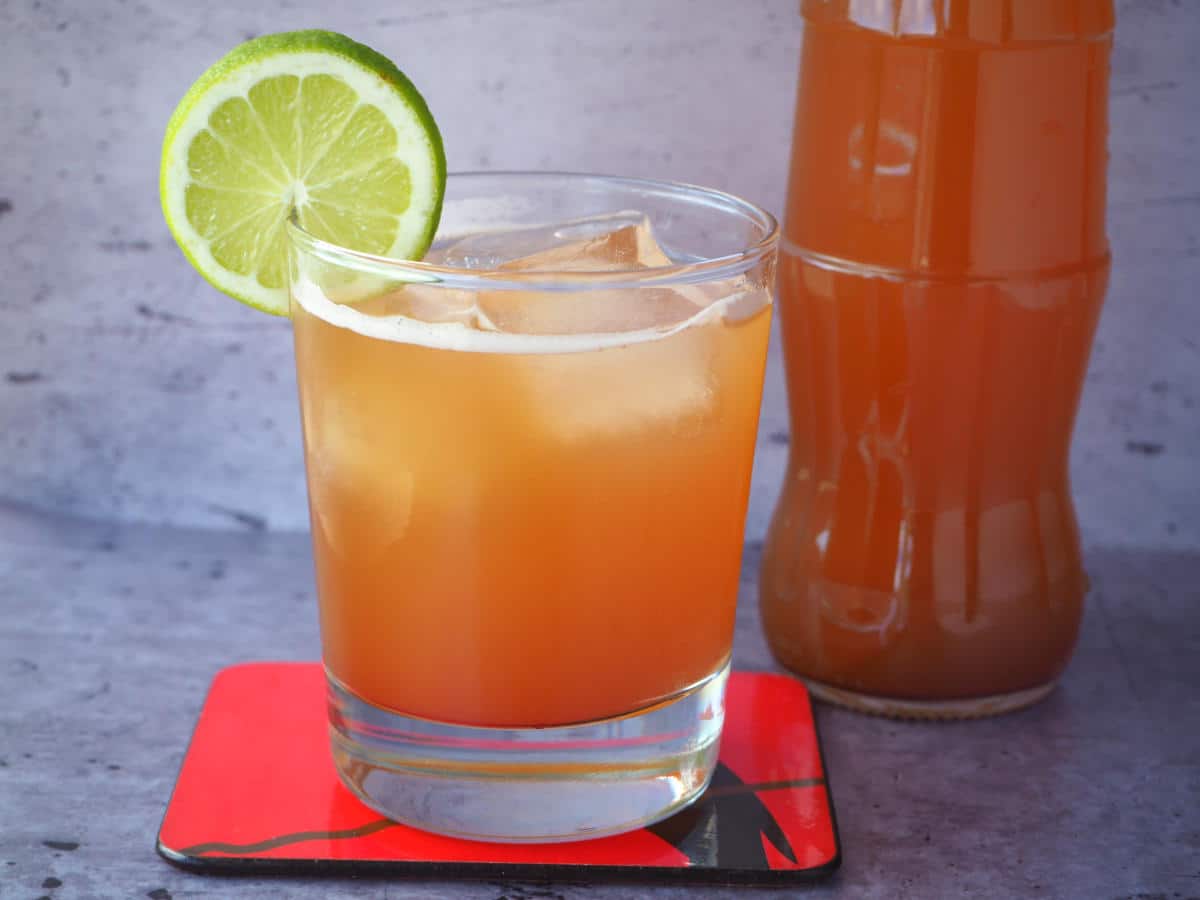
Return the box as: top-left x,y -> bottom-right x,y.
326,663 -> 728,843
801,677 -> 1056,720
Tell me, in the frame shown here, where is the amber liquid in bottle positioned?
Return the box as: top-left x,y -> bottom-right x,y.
760,0 -> 1113,716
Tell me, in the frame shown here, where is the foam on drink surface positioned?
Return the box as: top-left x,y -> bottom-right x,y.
292,213 -> 768,354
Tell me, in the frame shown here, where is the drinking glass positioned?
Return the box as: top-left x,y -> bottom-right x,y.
286,172 -> 777,841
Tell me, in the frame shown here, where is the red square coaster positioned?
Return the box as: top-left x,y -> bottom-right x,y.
157,663 -> 841,885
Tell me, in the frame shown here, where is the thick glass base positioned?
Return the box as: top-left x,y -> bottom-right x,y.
801,676 -> 1056,720
326,662 -> 728,843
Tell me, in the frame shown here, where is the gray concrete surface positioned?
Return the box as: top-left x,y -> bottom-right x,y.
1,502 -> 1197,898
1,0 -> 1198,897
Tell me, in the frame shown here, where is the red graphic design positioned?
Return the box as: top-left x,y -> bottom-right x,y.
157,663 -> 840,885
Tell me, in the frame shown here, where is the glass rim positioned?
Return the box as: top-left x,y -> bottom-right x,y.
285,170 -> 779,292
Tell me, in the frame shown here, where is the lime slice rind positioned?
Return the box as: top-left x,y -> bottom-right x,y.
161,31 -> 445,315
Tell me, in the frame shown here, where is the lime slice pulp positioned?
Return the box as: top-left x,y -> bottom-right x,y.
160,30 -> 445,315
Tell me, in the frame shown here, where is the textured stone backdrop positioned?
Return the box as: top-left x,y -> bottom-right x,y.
1,0 -> 1197,550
